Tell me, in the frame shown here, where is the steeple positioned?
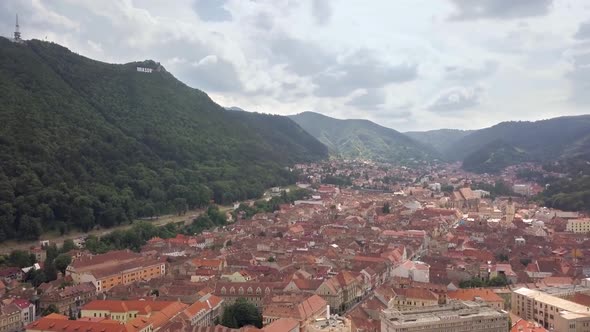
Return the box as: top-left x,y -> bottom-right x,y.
14,14 -> 22,42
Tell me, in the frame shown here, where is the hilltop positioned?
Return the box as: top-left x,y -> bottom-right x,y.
289,112 -> 439,163
0,37 -> 327,240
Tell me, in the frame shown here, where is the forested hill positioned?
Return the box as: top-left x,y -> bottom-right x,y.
446,115 -> 590,162
0,37 -> 327,241
289,112 -> 439,163
404,129 -> 473,155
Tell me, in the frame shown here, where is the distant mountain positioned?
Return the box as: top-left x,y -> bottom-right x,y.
0,37 -> 327,240
441,115 -> 590,173
405,129 -> 474,154
289,112 -> 439,163
447,115 -> 590,162
462,140 -> 527,174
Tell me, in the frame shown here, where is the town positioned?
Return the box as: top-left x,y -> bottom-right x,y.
0,159 -> 587,332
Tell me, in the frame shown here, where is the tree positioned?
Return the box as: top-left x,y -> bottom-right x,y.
42,304 -> 59,316
382,202 -> 391,214
220,298 -> 262,328
61,239 -> 76,253
54,254 -> 72,274
8,250 -> 36,268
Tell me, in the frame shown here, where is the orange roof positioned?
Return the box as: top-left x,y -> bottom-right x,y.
448,288 -> 503,303
262,318 -> 299,332
26,318 -> 129,332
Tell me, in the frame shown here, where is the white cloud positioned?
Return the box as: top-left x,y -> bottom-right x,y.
1,0 -> 589,131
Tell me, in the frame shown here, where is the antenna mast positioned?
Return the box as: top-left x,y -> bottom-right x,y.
14,14 -> 22,42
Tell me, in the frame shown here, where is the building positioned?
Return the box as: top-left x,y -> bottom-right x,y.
0,302 -> 23,332
388,288 -> 439,310
511,287 -> 590,331
263,294 -> 327,329
26,313 -> 148,332
566,218 -> 590,234
181,294 -> 223,327
66,250 -> 166,292
11,299 -> 35,326
39,282 -> 96,316
391,261 -> 430,283
81,300 -> 187,324
380,301 -> 508,332
448,188 -> 480,212
447,288 -> 505,310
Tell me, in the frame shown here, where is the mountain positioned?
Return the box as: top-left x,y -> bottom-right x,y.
404,129 -> 473,155
446,115 -> 590,163
0,37 -> 327,241
461,140 -> 527,174
289,112 -> 439,163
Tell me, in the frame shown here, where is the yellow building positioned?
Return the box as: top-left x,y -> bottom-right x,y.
388,288 -> 439,310
66,251 -> 166,292
567,218 -> 590,234
81,300 -> 187,324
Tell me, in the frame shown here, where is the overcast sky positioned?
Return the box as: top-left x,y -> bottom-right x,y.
2,0 -> 589,131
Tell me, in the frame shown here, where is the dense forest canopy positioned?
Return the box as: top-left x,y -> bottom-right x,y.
0,38 -> 327,241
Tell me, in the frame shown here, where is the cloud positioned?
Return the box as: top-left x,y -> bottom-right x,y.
449,0 -> 554,20
428,86 -> 483,112
193,0 -> 232,22
313,50 -> 418,97
566,52 -> 590,105
270,36 -> 333,76
183,55 -> 243,92
311,0 -> 332,25
574,20 -> 590,40
445,60 -> 498,81
346,89 -> 386,110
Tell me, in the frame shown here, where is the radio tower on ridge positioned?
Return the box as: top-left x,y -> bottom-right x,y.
14,14 -> 22,42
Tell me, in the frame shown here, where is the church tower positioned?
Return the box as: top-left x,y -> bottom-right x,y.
505,197 -> 515,225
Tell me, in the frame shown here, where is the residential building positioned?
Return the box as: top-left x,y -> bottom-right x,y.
39,282 -> 96,316
567,218 -> 590,234
512,287 -> 590,331
11,299 -> 35,326
380,301 -> 508,332
389,288 -> 439,310
66,250 -> 166,292
81,300 -> 187,325
181,294 -> 223,327
263,294 -> 327,329
0,302 -> 22,332
447,288 -> 505,310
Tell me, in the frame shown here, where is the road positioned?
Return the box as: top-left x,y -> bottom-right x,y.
0,209 -> 203,255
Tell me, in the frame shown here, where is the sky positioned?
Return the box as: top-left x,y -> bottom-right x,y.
1,0 -> 589,131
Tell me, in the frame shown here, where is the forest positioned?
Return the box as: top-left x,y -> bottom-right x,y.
0,38 -> 327,241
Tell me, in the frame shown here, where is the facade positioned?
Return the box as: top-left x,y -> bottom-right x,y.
380,301 -> 508,332
181,294 -> 223,327
448,288 -> 505,310
0,303 -> 22,332
512,287 -> 590,331
12,299 -> 35,326
566,218 -> 590,234
39,282 -> 96,316
389,288 -> 439,310
263,294 -> 327,329
81,300 -> 186,323
66,251 -> 166,292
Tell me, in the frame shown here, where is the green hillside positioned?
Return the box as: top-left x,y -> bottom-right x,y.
0,38 -> 327,241
404,129 -> 473,154
289,112 -> 439,163
462,140 -> 527,174
446,116 -> 590,162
